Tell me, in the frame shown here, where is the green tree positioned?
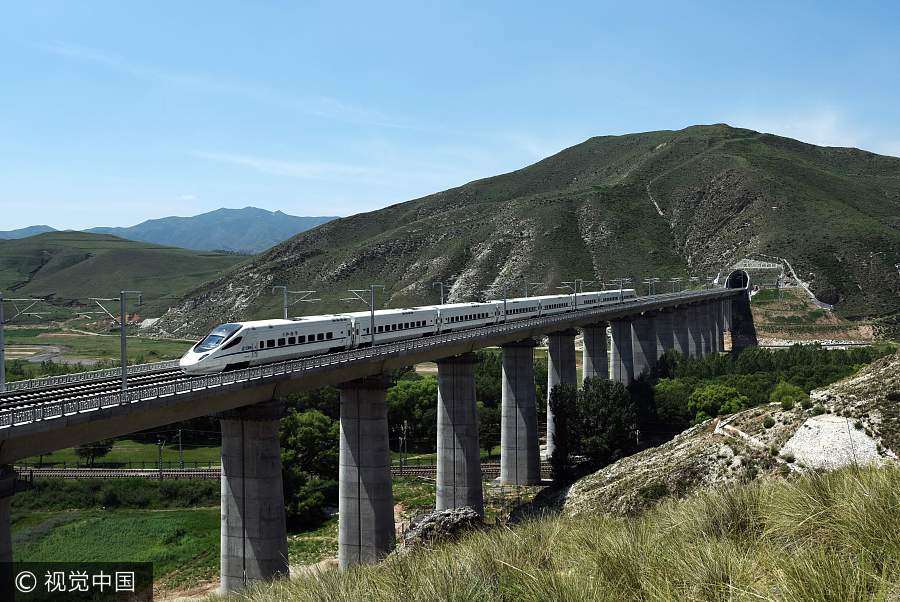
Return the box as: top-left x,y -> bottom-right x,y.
654,378 -> 695,433
548,384 -> 578,482
477,402 -> 500,457
575,378 -> 638,467
386,377 -> 438,448
75,439 -> 115,466
687,384 -> 749,423
769,380 -> 808,410
279,409 -> 340,530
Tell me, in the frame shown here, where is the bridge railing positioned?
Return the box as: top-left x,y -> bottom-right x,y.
0,289 -> 736,430
2,359 -> 180,393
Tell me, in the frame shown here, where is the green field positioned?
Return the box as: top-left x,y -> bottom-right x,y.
10,474 -> 442,592
21,438 -> 221,468
13,509 -> 220,590
0,231 -> 246,316
4,327 -> 191,364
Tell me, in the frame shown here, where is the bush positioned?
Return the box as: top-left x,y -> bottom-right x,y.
800,398 -> 814,410
811,404 -> 826,416
688,384 -> 749,422
763,417 -> 776,429
11,479 -> 218,512
770,381 -> 808,411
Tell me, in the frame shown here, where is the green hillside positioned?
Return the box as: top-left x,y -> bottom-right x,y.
152,124 -> 899,336
0,231 -> 247,316
228,465 -> 900,601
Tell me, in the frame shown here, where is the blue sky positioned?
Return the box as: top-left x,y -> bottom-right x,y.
2,1 -> 899,230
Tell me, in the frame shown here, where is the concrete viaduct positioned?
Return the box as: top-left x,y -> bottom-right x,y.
0,277 -> 752,592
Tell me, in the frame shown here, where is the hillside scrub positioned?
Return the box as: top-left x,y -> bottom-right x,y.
647,344 -> 890,433
225,465 -> 900,601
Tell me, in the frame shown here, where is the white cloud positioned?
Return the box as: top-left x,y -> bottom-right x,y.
730,107 -> 862,148
175,194 -> 197,201
41,43 -> 400,128
193,151 -> 383,180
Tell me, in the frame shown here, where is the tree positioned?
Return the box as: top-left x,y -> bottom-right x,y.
548,384 -> 577,482
575,378 -> 638,467
386,377 -> 438,449
279,409 -> 340,530
769,380 -> 808,410
654,378 -> 695,434
687,384 -> 749,423
477,402 -> 500,457
75,439 -> 114,466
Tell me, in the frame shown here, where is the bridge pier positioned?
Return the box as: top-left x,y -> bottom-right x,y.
338,376 -> 395,568
500,339 -> 540,485
705,303 -> 718,354
672,307 -> 690,357
687,305 -> 702,356
546,330 -> 577,458
219,400 -> 288,594
654,309 -> 674,360
715,300 -> 725,352
610,319 -> 634,384
631,314 -> 657,379
582,322 -> 609,382
436,354 -> 483,515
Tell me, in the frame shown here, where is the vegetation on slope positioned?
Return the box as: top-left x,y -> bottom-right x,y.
226,465 -> 900,602
0,231 -> 246,315
154,124 -> 900,336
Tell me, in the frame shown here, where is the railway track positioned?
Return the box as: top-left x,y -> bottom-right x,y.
17,462 -> 551,481
0,368 -> 184,409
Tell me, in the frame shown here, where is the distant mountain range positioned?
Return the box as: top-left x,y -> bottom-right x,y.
153,124 -> 900,336
0,207 -> 339,254
0,225 -> 57,239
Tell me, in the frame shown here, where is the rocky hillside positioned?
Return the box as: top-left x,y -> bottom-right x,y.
154,125 -> 900,336
564,350 -> 900,516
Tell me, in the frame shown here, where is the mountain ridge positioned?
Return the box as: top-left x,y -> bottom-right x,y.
85,206 -> 338,253
140,125 -> 900,335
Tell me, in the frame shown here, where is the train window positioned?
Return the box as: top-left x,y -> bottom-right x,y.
278,338 -> 285,346
259,341 -> 264,349
317,333 -> 324,341
288,337 -> 296,345
267,339 -> 275,348
298,335 -> 306,343
326,332 -> 333,340
222,336 -> 243,351
404,322 -> 409,329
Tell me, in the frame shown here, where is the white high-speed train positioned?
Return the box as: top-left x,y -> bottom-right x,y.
178,288 -> 637,374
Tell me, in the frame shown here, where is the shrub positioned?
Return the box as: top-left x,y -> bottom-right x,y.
800,398 -> 814,410
770,381 -> 808,411
763,417 -> 776,429
811,404 -> 826,416
688,384 -> 749,422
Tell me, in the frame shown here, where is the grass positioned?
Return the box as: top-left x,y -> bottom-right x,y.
4,327 -> 191,366
0,231 -> 246,316
223,465 -> 900,601
20,438 -> 221,467
12,509 -> 220,590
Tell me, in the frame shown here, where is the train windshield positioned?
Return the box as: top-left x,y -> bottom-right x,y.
194,323 -> 242,352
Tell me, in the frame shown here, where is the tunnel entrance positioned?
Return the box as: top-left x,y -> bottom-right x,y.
726,269 -> 751,290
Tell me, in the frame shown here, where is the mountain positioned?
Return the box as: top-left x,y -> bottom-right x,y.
0,232 -> 247,316
0,225 -> 57,239
86,207 -> 338,254
153,124 -> 900,336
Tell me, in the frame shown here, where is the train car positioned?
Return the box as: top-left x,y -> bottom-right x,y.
437,302 -> 500,333
179,316 -> 352,375
344,307 -> 439,347
494,297 -> 541,322
534,294 -> 575,316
